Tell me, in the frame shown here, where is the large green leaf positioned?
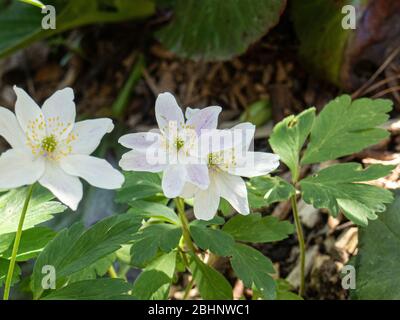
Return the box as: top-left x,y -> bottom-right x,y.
157,0 -> 286,61
0,258 -> 21,287
301,95 -> 392,164
0,187 -> 66,235
190,255 -> 232,300
127,200 -> 180,225
230,243 -> 276,299
42,278 -> 133,300
68,254 -> 116,283
351,191 -> 400,299
269,108 -> 315,181
0,0 -> 155,59
300,163 -> 394,226
32,213 -> 141,298
222,213 -> 294,243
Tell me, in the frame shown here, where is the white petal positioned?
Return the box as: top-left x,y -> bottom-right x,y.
42,88 -> 76,139
39,163 -> 83,211
0,107 -> 26,149
228,152 -> 280,178
231,122 -> 255,151
215,171 -> 249,215
119,150 -> 166,173
193,178 -> 220,220
155,92 -> 184,133
60,155 -> 124,189
69,118 -> 114,155
14,86 -> 45,137
162,165 -> 186,198
118,131 -> 162,151
186,106 -> 222,135
180,182 -> 198,199
186,164 -> 209,189
185,107 -> 200,120
0,149 -> 45,189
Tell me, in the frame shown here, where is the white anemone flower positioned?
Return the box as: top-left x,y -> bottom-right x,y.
181,122 -> 280,220
0,86 -> 124,210
118,92 -> 222,198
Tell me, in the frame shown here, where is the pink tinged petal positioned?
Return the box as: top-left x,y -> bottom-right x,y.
119,150 -> 166,173
13,86 -> 45,138
193,178 -> 220,220
118,132 -> 162,151
180,182 -> 198,199
70,118 -> 114,155
42,88 -> 76,139
186,164 -> 209,189
0,107 -> 26,149
39,162 -> 83,211
162,164 -> 186,198
0,149 -> 45,189
155,92 -> 184,133
215,171 -> 249,215
60,155 -> 124,190
228,152 -> 280,178
186,106 -> 222,135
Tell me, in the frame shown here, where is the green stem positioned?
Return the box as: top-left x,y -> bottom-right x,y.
107,265 -> 118,279
183,277 -> 195,300
3,184 -> 35,300
290,194 -> 305,297
174,198 -> 196,253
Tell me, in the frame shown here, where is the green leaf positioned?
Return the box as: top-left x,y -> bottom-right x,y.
190,255 -> 232,300
300,163 -> 395,226
132,251 -> 177,300
0,0 -> 155,59
157,0 -> 286,61
190,224 -> 235,256
351,190 -> 400,299
275,279 -> 303,300
247,176 -> 296,209
0,258 -> 21,287
68,254 -> 116,283
0,227 -> 56,261
127,200 -> 180,225
269,108 -> 316,181
42,278 -> 133,300
230,243 -> 275,299
32,213 -> 141,298
302,95 -> 392,164
222,213 -> 294,243
130,224 -> 182,267
0,187 -> 66,235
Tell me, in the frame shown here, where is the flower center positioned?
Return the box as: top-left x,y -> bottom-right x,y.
41,135 -> 57,153
175,137 -> 185,150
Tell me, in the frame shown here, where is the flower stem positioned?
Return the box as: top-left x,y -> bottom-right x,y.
107,265 -> 118,279
290,194 -> 305,297
3,184 -> 35,300
174,198 -> 196,253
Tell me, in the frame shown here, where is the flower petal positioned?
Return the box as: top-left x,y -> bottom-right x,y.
155,92 -> 184,133
228,152 -> 280,178
118,131 -> 162,151
180,182 -> 198,198
39,162 -> 83,211
215,171 -> 249,215
42,88 -> 76,139
186,164 -> 209,189
185,107 -> 200,120
0,149 -> 45,189
14,86 -> 45,138
119,149 -> 166,173
0,107 -> 26,149
60,155 -> 124,189
70,118 -> 114,155
193,178 -> 220,220
231,122 -> 256,151
186,106 -> 222,135
162,164 -> 186,198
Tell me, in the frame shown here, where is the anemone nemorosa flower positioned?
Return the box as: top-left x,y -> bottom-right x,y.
0,86 -> 124,210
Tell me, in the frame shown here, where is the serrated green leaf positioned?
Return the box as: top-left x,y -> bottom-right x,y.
157,0 -> 286,61
222,213 -> 294,243
230,243 -> 275,299
132,251 -> 177,300
68,254 -> 116,283
32,213 -> 141,298
0,187 -> 66,235
351,190 -> 400,299
190,255 -> 232,300
247,176 -> 296,209
0,258 -> 21,287
42,278 -> 133,300
302,95 -> 392,164
275,279 -> 303,300
190,224 -> 235,256
269,108 -> 316,181
130,224 -> 182,267
300,163 -> 394,226
127,200 -> 180,225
